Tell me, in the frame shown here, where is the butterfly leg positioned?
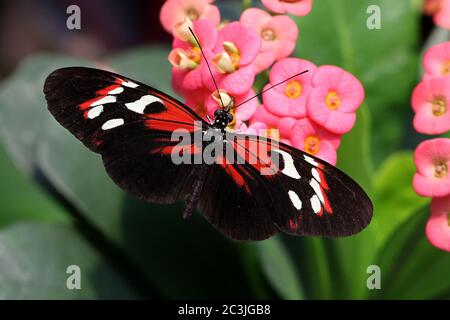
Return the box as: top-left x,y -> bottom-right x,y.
183,165 -> 209,220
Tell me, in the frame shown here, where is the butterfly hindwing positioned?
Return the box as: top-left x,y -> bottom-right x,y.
203,134 -> 373,239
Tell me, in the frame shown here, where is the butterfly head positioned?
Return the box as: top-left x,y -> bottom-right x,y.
213,109 -> 233,130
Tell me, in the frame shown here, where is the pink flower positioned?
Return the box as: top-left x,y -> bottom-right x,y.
169,19 -> 217,93
250,104 -> 297,143
263,58 -> 316,118
240,8 -> 299,73
307,65 -> 364,135
184,88 -> 210,118
291,118 -> 341,165
423,41 -> 450,80
413,138 -> 450,197
411,77 -> 450,135
424,0 -> 450,30
426,195 -> 450,252
160,0 -> 220,34
203,22 -> 260,95
205,89 -> 259,130
261,0 -> 313,17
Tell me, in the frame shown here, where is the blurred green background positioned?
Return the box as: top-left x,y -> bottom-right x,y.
0,0 -> 449,299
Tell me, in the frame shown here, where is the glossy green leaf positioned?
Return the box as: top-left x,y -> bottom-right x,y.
284,237 -> 333,299
253,236 -> 304,300
371,151 -> 430,248
0,54 -> 92,174
372,207 -> 450,299
106,45 -> 175,98
296,0 -> 421,166
0,143 -> 69,228
0,223 -> 139,299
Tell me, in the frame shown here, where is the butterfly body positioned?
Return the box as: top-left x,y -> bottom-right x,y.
44,67 -> 373,241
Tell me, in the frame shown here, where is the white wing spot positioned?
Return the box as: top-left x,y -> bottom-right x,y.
90,95 -> 116,107
102,118 -> 124,130
310,179 -> 324,204
310,195 -> 322,214
304,155 -> 318,167
125,95 -> 163,114
87,105 -> 103,119
311,168 -> 321,182
288,190 -> 302,210
108,87 -> 124,95
121,80 -> 139,88
274,149 -> 301,179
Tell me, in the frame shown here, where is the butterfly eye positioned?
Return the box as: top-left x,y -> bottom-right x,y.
214,109 -> 221,117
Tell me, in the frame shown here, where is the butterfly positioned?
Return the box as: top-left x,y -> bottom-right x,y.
43,65 -> 373,241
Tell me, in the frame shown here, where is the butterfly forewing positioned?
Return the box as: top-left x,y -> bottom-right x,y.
44,67 -> 205,204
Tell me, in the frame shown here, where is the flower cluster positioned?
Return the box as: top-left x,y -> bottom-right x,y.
411,41 -> 450,252
160,0 -> 364,165
424,0 -> 450,29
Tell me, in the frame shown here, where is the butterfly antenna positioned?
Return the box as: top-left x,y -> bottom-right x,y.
233,69 -> 309,109
188,27 -> 225,109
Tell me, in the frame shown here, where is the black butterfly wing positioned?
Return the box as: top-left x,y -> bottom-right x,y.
44,67 -> 205,204
199,134 -> 373,240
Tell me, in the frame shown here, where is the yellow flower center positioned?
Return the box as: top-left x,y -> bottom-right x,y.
304,136 -> 320,155
261,28 -> 276,41
264,127 -> 280,140
285,80 -> 302,99
223,42 -> 241,69
186,8 -> 199,20
431,97 -> 447,116
188,46 -> 202,64
441,60 -> 450,75
434,161 -> 447,178
325,91 -> 341,110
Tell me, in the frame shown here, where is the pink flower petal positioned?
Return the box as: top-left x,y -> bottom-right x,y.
426,195 -> 450,252
261,0 -> 313,17
240,8 -> 271,32
291,118 -> 341,165
219,65 -> 256,95
413,138 -> 450,197
423,41 -> 450,77
411,78 -> 450,134
215,22 -> 260,66
263,85 -> 307,118
307,86 -> 357,134
160,0 -> 220,33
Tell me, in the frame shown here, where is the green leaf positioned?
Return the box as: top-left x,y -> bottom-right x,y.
0,142 -> 69,228
0,54 -> 92,174
0,223 -> 139,299
337,104 -> 373,193
285,237 -> 333,299
253,236 -> 304,299
106,46 -> 175,98
370,151 -> 430,248
296,0 -> 421,166
372,207 -> 450,299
